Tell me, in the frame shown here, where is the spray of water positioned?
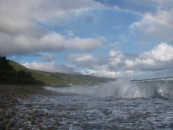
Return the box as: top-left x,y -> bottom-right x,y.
45,79 -> 173,99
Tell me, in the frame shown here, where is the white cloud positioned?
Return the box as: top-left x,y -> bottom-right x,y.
34,0 -> 103,24
147,43 -> 173,61
0,0 -> 104,56
41,32 -> 103,51
124,43 -> 173,71
23,61 -> 75,73
129,14 -> 173,40
129,3 -> 173,41
0,0 -> 35,33
66,53 -> 107,68
24,61 -> 57,72
65,53 -> 117,77
23,56 -> 120,78
81,68 -> 119,78
109,50 -> 123,66
154,8 -> 173,28
22,42 -> 173,78
0,31 -> 103,55
0,0 -> 102,31
2,0 -> 173,79
66,54 -> 96,66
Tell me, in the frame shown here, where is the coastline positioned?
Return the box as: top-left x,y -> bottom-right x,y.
0,85 -> 54,129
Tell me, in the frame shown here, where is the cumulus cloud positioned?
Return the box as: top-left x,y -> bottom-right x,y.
0,0 -> 104,56
66,54 -> 96,67
129,1 -> 173,41
0,0 -> 102,31
23,61 -> 76,74
109,50 -> 124,66
64,53 -> 114,77
124,43 -> 173,71
41,32 -> 104,51
34,0 -> 103,24
0,30 -> 103,55
81,68 -> 119,78
65,53 -> 107,68
147,43 -> 173,61
23,57 -> 118,78
129,14 -> 173,40
22,42 -> 173,78
0,0 -> 35,33
1,0 -> 173,79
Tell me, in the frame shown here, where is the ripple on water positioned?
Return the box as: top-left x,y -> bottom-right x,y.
9,93 -> 173,130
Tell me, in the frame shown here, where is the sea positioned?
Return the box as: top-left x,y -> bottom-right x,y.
19,79 -> 173,129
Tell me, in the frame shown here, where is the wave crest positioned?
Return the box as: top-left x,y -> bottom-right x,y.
45,79 -> 173,99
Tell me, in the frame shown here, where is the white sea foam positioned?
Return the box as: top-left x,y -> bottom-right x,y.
45,79 -> 173,99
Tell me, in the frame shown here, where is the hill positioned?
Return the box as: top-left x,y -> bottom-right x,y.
0,57 -> 112,86
0,56 -> 43,85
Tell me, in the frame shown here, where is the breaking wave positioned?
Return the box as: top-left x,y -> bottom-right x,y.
45,79 -> 173,99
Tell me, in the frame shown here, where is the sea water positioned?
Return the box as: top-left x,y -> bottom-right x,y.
18,79 -> 173,129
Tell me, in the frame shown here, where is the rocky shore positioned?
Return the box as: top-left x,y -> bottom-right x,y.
0,85 -> 60,130
1,85 -> 173,130
0,95 -> 20,129
0,96 -> 61,130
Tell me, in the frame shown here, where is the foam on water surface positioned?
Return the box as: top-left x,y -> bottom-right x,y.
12,79 -> 173,129
45,79 -> 173,99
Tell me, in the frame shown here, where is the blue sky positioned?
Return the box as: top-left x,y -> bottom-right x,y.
0,0 -> 173,79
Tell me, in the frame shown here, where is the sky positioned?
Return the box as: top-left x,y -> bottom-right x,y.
0,0 -> 173,79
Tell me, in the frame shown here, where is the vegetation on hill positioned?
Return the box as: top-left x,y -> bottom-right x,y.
0,57 -> 112,86
0,56 -> 43,85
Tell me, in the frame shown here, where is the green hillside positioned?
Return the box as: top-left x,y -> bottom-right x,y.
0,57 -> 43,85
0,57 -> 112,86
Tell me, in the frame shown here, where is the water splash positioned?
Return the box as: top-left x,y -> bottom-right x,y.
45,79 -> 173,99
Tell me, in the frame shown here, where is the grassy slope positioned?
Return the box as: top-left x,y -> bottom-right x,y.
46,72 -> 111,86
0,59 -> 43,85
8,60 -> 112,86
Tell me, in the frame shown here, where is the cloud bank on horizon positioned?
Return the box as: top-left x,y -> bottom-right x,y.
0,0 -> 173,79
